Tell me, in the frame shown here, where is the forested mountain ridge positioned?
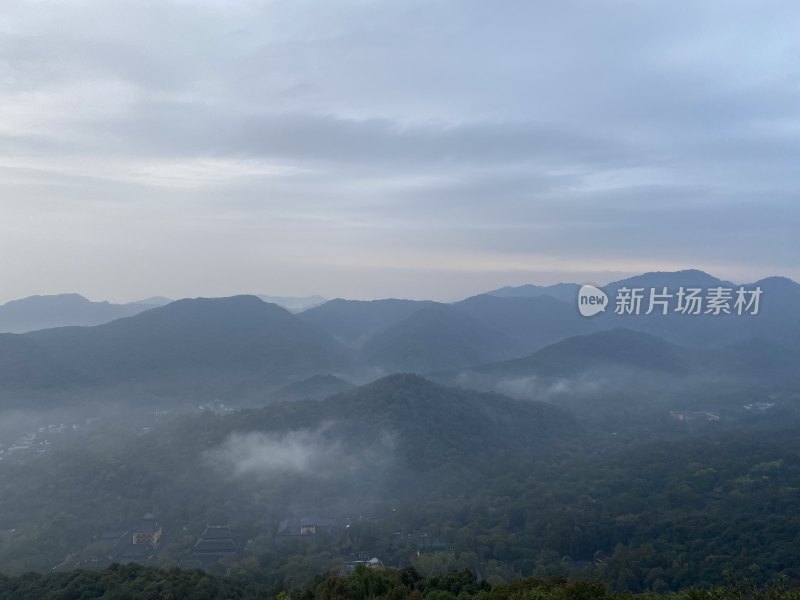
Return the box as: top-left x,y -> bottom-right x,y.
0,296 -> 355,404
360,306 -> 519,372
299,298 -> 439,349
0,270 -> 798,404
0,294 -> 160,334
0,375 -> 574,575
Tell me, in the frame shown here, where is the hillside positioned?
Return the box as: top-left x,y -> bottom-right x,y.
0,334 -> 93,391
486,282 -> 580,304
594,270 -> 800,345
453,294 -> 595,354
432,327 -> 800,433
0,294 -> 158,334
0,296 -> 355,403
299,298 -> 438,348
361,305 -> 517,372
0,375 -> 575,573
4,375 -> 800,590
213,374 -> 575,480
469,328 -> 688,379
267,374 -> 355,402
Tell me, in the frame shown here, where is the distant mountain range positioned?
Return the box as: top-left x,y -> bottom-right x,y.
300,270 -> 800,374
360,303 -> 516,372
0,294 -> 161,334
257,295 -> 326,313
430,326 -> 800,425
0,296 -> 353,404
486,282 -> 580,304
0,294 -> 327,334
0,269 -> 797,407
591,270 -> 800,345
299,298 -> 437,348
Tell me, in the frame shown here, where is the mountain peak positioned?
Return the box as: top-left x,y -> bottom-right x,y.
363,372 -> 432,390
609,269 -> 726,289
484,282 -> 579,304
0,294 -> 147,334
119,294 -> 295,330
4,293 -> 92,307
128,296 -> 173,306
752,275 -> 799,288
164,294 -> 270,309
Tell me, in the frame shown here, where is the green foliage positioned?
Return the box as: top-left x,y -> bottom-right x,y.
3,376 -> 800,591
1,566 -> 799,600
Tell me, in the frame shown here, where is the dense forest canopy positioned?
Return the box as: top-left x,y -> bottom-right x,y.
1,564 -> 797,600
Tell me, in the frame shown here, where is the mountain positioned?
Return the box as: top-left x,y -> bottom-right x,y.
486,282 -> 580,304
299,298 -> 438,348
482,271 -> 751,347
433,328 -> 687,397
30,373 -> 574,504
268,374 -> 355,402
0,374 -> 576,573
739,276 -> 800,343
434,327 -> 800,423
595,270 -> 800,345
428,327 -> 696,418
257,295 -> 326,313
244,374 -> 574,459
485,270 -> 800,348
0,333 -> 93,391
128,296 -> 173,306
0,294 -> 157,334
702,334 -> 800,385
453,293 -> 596,354
607,268 -> 730,291
360,304 -> 518,373
0,296 -> 354,403
298,374 -> 575,467
2,270 -> 798,405
467,328 -> 688,380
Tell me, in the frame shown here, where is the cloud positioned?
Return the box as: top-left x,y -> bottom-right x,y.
1,0 -> 799,301
205,426 -> 338,476
494,375 -> 607,401
205,423 -> 396,478
454,371 -> 607,402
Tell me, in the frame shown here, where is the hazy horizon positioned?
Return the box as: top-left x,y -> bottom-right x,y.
0,266 -> 793,306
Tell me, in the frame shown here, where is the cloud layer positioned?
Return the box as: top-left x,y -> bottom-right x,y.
1,0 -> 798,301
206,428 -> 339,477
206,423 -> 396,479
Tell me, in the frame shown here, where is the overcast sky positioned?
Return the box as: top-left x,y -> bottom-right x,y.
1,0 -> 798,303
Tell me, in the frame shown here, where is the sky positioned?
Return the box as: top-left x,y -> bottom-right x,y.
0,0 -> 798,303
